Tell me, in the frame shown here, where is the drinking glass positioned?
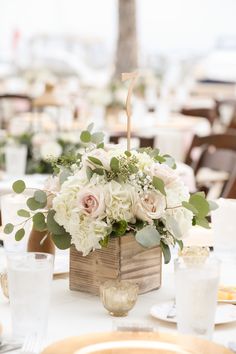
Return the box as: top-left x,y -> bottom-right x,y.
7,252 -> 54,342
5,144 -> 27,176
174,256 -> 220,339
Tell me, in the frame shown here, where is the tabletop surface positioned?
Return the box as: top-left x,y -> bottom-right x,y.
0,255 -> 235,352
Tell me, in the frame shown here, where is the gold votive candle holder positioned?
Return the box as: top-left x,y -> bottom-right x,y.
100,279 -> 138,317
179,246 -> 210,265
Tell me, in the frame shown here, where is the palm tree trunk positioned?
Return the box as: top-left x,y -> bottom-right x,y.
114,0 -> 138,78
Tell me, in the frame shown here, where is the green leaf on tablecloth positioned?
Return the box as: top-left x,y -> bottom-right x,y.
110,157 -> 120,172
4,223 -> 14,234
12,180 -> 26,194
34,190 -> 47,204
15,228 -> 25,241
152,176 -> 166,196
189,194 -> 209,219
160,241 -> 171,264
88,156 -> 103,166
27,197 -> 46,211
182,201 -> 198,215
47,210 -> 65,235
17,209 -> 30,218
208,200 -> 219,211
91,132 -> 104,144
112,220 -> 127,237
33,212 -> 47,231
80,130 -> 91,143
51,232 -> 71,249
135,225 -> 161,248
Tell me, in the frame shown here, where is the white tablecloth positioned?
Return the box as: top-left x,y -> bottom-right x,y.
0,253 -> 235,352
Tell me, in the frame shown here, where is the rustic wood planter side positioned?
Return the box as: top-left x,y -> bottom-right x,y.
69,234 -> 162,295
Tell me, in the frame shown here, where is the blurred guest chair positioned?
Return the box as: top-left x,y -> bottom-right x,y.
185,133 -> 236,198
0,94 -> 32,129
181,106 -> 217,127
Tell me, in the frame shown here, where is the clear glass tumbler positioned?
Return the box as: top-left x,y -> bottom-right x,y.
7,252 -> 54,342
174,256 -> 220,339
5,144 -> 27,176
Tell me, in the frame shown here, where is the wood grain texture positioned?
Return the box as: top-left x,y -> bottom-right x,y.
69,234 -> 161,295
42,331 -> 233,354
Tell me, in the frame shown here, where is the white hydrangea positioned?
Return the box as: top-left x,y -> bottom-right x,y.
104,180 -> 135,223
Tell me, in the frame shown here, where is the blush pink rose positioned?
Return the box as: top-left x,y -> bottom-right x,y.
77,187 -> 105,218
135,190 -> 166,224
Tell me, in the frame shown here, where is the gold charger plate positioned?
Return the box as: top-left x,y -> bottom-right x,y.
42,331 -> 233,354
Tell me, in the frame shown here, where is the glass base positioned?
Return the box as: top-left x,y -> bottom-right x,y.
109,311 -> 128,317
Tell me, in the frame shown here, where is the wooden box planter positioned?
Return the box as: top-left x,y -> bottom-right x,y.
69,233 -> 162,295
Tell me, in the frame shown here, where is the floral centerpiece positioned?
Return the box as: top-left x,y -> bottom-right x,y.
0,132 -> 81,174
4,123 -> 216,265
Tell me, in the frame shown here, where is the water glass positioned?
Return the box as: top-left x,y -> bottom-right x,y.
174,257 -> 220,339
5,144 -> 27,176
7,252 -> 54,342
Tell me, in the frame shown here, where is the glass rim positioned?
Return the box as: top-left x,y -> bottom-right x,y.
7,252 -> 54,261
174,255 -> 221,267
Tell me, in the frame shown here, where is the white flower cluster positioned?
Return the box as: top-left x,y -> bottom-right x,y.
51,148 -> 194,256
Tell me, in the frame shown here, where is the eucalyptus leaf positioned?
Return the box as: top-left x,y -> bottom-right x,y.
12,180 -> 26,194
91,132 -> 104,144
195,217 -> 211,229
27,197 -> 46,211
112,220 -> 127,236
99,235 -> 109,247
175,239 -> 184,250
208,200 -> 219,211
110,157 -> 120,172
154,155 -> 166,163
17,209 -> 30,218
163,155 -> 176,169
88,156 -> 103,166
34,190 -> 47,204
86,166 -> 93,180
51,232 -> 71,249
165,216 -> 182,239
97,142 -> 104,149
47,210 -> 65,235
15,228 -> 25,241
59,170 -> 71,184
4,223 -> 14,234
160,241 -> 171,264
93,168 -> 104,175
152,176 -> 166,196
182,201 -> 198,215
135,225 -> 161,248
125,150 -> 131,157
80,130 -> 91,143
87,122 -> 94,132
33,212 -> 47,231
189,194 -> 209,219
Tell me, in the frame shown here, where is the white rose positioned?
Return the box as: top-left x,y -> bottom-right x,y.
44,175 -> 60,208
76,186 -> 105,218
150,163 -> 178,185
164,207 -> 193,240
40,141 -> 62,160
105,181 -> 135,223
165,179 -> 190,208
135,190 -> 166,224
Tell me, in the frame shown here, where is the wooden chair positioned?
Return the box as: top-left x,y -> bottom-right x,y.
109,134 -> 155,148
185,133 -> 236,168
181,107 -> 217,127
185,133 -> 236,198
0,94 -> 33,129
